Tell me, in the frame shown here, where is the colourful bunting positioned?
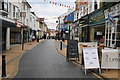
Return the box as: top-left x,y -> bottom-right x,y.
44,0 -> 74,9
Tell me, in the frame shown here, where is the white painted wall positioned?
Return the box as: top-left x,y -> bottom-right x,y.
88,0 -> 101,14
6,28 -> 10,50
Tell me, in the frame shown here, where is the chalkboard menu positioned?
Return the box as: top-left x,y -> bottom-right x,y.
66,40 -> 79,61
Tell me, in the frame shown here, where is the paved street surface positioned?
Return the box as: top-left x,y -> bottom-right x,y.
14,39 -> 98,79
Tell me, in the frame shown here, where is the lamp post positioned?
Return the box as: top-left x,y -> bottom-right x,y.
22,28 -> 24,50
20,12 -> 26,50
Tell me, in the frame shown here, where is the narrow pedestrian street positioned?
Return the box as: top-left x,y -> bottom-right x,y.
14,40 -> 97,79
1,0 -> 120,79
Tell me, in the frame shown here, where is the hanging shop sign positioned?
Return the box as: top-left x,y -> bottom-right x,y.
89,9 -> 105,26
20,12 -> 26,17
104,3 -> 120,19
101,49 -> 120,69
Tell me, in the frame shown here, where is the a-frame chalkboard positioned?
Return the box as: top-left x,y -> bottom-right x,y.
66,40 -> 79,61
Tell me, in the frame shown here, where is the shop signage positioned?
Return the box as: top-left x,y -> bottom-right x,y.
89,9 -> 105,26
37,18 -> 44,21
20,12 -> 26,17
79,16 -> 89,27
82,47 -> 100,69
104,3 -> 120,19
101,49 -> 120,69
66,40 -> 79,61
78,42 -> 98,54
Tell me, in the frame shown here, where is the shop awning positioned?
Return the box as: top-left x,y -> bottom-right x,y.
0,16 -> 16,27
64,11 -> 74,23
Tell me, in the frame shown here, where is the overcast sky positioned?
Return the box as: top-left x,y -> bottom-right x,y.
28,0 -> 76,30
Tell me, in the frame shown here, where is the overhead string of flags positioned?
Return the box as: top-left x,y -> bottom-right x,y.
44,0 -> 74,9
45,22 -> 58,25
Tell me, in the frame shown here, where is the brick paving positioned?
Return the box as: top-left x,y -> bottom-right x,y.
0,40 -> 41,79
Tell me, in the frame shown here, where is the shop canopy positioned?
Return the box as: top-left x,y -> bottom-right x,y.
0,16 -> 16,27
64,11 -> 74,23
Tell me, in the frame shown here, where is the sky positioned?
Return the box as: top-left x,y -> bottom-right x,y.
27,0 -> 76,30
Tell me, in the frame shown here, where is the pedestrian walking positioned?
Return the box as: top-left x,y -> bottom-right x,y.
44,34 -> 46,39
32,36 -> 35,41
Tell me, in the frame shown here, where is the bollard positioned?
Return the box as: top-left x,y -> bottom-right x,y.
60,41 -> 62,50
2,55 -> 6,77
22,42 -> 24,50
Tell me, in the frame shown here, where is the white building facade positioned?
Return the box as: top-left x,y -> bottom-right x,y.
0,0 -> 32,50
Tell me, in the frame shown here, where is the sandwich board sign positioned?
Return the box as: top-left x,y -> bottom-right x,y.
82,47 -> 101,74
101,49 -> 120,69
66,40 -> 79,61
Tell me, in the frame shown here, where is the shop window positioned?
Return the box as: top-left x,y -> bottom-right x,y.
117,21 -> 120,32
112,33 -> 115,40
116,20 -> 120,40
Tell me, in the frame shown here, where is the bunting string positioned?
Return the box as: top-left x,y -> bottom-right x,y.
44,0 -> 74,9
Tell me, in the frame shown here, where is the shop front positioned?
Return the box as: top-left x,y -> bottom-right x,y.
79,14 -> 89,42
89,8 -> 105,43
10,27 -> 21,44
63,11 -> 74,40
10,22 -> 30,45
104,2 -> 120,48
72,21 -> 79,41
1,18 -> 16,51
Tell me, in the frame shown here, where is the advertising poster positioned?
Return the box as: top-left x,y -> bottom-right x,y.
101,49 -> 120,69
82,47 -> 100,69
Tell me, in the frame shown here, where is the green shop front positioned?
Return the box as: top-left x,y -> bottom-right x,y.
89,8 -> 105,43
79,15 -> 89,42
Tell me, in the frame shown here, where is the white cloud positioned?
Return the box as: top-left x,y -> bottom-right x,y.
29,0 -> 75,29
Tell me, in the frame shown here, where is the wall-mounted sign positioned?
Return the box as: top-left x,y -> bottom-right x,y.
89,9 -> 105,26
97,32 -> 102,35
20,12 -> 26,17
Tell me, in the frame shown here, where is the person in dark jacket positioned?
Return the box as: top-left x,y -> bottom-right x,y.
44,34 -> 46,39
